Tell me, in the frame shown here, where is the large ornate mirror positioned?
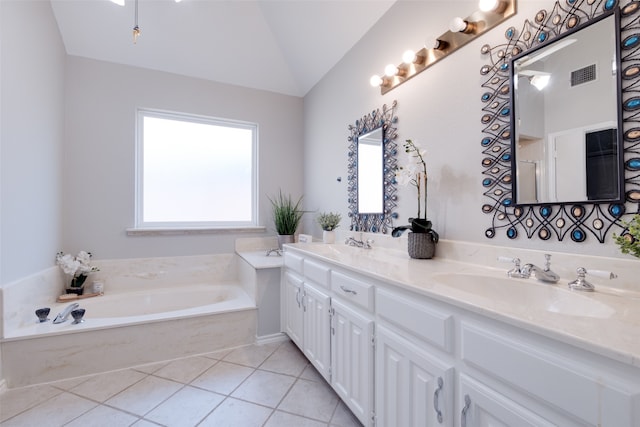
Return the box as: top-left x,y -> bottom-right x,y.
480,0 -> 640,243
512,11 -> 623,205
347,101 -> 398,233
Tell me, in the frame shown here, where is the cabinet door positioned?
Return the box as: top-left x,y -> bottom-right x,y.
282,271 -> 304,349
458,374 -> 556,427
331,299 -> 374,427
376,324 -> 454,427
303,283 -> 331,381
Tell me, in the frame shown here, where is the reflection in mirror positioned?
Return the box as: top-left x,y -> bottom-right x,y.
357,128 -> 384,213
512,12 -> 622,205
347,101 -> 398,233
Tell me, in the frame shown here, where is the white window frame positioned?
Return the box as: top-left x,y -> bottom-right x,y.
132,108 -> 259,233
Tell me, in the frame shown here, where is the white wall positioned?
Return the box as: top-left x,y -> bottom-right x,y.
1,0 -> 66,284
63,56 -> 304,260
303,0 -> 627,258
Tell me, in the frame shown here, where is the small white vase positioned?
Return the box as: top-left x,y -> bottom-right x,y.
323,230 -> 336,244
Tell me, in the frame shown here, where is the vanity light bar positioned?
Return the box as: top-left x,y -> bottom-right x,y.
371,0 -> 517,95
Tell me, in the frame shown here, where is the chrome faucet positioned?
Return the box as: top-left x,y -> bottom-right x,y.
345,236 -> 374,249
520,254 -> 560,283
499,254 -> 560,283
53,303 -> 80,324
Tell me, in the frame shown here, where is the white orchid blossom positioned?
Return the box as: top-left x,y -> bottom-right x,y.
56,251 -> 99,277
395,139 -> 428,220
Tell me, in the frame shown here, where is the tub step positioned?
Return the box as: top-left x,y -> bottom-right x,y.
57,292 -> 103,302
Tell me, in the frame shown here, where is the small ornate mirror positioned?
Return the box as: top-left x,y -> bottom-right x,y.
347,101 -> 398,233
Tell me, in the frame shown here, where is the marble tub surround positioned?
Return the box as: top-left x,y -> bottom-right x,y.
285,241 -> 640,367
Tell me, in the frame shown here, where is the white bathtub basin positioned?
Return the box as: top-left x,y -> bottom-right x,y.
432,273 -> 616,319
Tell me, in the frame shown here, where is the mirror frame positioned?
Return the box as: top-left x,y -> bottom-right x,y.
479,0 -> 640,243
510,10 -> 623,207
347,100 -> 398,233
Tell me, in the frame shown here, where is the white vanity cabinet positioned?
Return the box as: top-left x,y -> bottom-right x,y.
281,247 -> 640,427
331,298 -> 375,425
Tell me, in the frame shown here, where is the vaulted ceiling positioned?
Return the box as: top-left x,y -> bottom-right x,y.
50,0 -> 397,97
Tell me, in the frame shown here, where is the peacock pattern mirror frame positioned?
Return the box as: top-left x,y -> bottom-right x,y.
480,0 -> 640,243
347,100 -> 399,233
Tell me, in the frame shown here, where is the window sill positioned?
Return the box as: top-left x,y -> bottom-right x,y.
126,226 -> 267,236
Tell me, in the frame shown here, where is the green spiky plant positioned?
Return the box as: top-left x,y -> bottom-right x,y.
269,190 -> 304,235
613,214 -> 640,258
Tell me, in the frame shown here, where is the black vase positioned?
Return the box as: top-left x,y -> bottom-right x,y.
66,274 -> 88,295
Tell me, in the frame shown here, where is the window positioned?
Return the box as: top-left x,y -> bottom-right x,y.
135,109 -> 257,229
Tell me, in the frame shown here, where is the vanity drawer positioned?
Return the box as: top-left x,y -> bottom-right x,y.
304,259 -> 331,289
284,252 -> 304,275
331,271 -> 374,311
376,288 -> 453,353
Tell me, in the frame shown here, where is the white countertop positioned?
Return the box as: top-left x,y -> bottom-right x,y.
237,250 -> 284,269
284,242 -> 640,368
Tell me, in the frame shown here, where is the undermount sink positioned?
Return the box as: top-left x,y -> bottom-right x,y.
431,273 -> 616,319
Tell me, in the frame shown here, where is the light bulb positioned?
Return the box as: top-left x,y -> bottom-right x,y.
402,50 -> 416,64
478,0 -> 499,12
384,64 -> 398,77
449,17 -> 468,33
370,75 -> 383,87
530,74 -> 550,91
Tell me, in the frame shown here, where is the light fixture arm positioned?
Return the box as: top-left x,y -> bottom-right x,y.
133,0 -> 140,44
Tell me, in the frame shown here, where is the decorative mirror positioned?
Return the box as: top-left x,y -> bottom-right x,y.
347,100 -> 398,233
480,0 -> 640,242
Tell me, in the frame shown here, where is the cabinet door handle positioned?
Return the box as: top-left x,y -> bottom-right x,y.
340,285 -> 358,295
302,290 -> 307,312
433,377 -> 444,424
295,288 -> 301,308
461,394 -> 471,427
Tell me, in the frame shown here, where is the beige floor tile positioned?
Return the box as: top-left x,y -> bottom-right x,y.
201,348 -> 232,360
105,376 -> 182,416
144,385 -> 224,427
50,375 -> 91,391
259,341 -> 309,377
300,364 -> 325,383
1,391 -> 96,427
231,370 -> 296,408
65,404 -> 140,427
190,361 -> 254,395
265,410 -> 328,427
152,356 -> 216,384
198,397 -> 273,427
278,378 -> 339,422
222,341 -> 281,368
131,419 -> 162,427
132,360 -> 170,375
0,384 -> 63,422
331,400 -> 363,427
70,369 -> 147,402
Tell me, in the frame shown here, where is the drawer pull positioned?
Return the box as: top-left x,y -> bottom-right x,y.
461,394 -> 471,427
340,285 -> 358,295
433,377 -> 444,423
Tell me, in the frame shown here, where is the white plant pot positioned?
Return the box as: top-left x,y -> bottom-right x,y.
323,230 -> 336,244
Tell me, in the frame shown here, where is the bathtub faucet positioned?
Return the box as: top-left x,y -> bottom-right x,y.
53,303 -> 80,324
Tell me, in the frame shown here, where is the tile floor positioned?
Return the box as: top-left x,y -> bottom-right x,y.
0,340 -> 363,427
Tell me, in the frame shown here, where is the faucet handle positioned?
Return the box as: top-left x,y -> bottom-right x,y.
569,267 -> 617,292
544,253 -> 552,271
498,256 -> 523,278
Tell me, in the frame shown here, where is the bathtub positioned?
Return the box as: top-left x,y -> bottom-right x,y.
0,254 -> 259,388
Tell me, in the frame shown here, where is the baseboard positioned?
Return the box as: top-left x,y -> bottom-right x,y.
256,332 -> 288,345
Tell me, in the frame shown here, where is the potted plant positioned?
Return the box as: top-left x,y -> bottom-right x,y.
391,139 -> 439,259
269,189 -> 304,249
613,214 -> 640,258
56,250 -> 99,295
317,211 -> 342,243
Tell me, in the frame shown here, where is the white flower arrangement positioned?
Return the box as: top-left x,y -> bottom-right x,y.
395,139 -> 428,220
56,251 -> 99,277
